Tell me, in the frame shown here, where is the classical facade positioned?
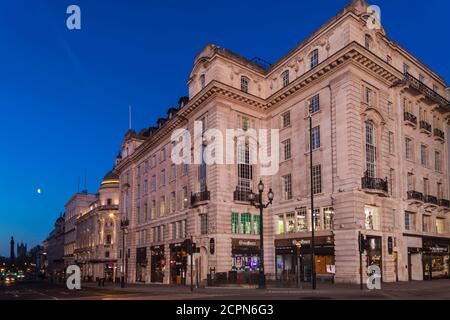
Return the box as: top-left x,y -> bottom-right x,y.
74,170 -> 120,281
115,0 -> 450,285
46,216 -> 65,275
63,191 -> 97,269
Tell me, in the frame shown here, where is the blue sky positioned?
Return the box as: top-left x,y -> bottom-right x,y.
0,0 -> 449,256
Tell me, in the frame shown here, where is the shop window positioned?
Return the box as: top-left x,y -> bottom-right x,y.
286,212 -> 296,233
365,206 -> 380,230
309,208 -> 321,231
277,215 -> 285,235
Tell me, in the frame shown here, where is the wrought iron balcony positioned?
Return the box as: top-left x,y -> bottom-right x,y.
191,189 -> 210,206
361,176 -> 388,193
233,188 -> 251,202
420,121 -> 432,133
439,199 -> 450,208
434,128 -> 445,140
404,73 -> 450,107
403,112 -> 417,125
424,195 -> 439,206
407,190 -> 424,202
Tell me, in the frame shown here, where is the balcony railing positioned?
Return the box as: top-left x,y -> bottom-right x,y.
407,190 -> 424,202
361,176 -> 388,193
404,73 -> 450,107
439,199 -> 450,208
434,128 -> 445,140
420,121 -> 432,133
424,195 -> 439,206
191,189 -> 210,206
404,112 -> 417,125
233,188 -> 251,202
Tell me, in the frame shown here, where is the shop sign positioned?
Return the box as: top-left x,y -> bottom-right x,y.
209,238 -> 215,255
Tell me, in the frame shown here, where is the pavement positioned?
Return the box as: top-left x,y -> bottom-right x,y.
1,278 -> 450,300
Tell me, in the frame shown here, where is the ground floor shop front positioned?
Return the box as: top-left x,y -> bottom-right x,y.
77,260 -> 118,282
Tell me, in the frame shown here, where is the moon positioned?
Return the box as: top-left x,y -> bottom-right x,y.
37,188 -> 42,194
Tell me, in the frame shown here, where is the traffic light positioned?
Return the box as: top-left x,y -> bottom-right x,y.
184,238 -> 192,254
359,233 -> 367,253
191,242 -> 200,254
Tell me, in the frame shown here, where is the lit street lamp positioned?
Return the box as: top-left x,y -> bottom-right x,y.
120,216 -> 129,288
248,180 -> 274,289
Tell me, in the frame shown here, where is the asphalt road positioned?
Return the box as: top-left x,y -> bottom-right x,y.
1,279 -> 450,300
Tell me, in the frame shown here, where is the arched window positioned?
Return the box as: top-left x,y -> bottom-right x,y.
281,70 -> 289,87
310,49 -> 319,69
365,121 -> 377,178
240,76 -> 249,93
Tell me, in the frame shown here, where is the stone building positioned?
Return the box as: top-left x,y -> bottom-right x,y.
63,191 -> 97,268
46,216 -> 65,276
115,0 -> 450,285
74,170 -> 120,281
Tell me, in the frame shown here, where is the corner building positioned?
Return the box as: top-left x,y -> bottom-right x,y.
115,0 -> 450,285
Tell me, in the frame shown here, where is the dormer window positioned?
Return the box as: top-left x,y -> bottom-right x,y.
200,74 -> 206,89
240,76 -> 249,93
281,70 -> 289,87
310,49 -> 319,69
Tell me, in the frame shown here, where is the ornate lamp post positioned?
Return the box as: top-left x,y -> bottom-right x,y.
248,180 -> 274,289
120,216 -> 129,288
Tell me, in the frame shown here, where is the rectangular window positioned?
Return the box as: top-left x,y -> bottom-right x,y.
389,168 -> 395,196
144,179 -> 148,194
422,215 -> 431,233
282,139 -> 291,160
182,186 -> 188,209
151,175 -> 157,191
423,178 -> 429,196
160,196 -> 165,217
241,76 -> 249,93
311,126 -> 321,150
144,203 -> 148,222
436,218 -> 446,234
151,200 -> 156,219
388,132 -> 394,153
282,70 -> 289,87
365,206 -> 380,231
364,87 -> 374,106
296,208 -> 307,232
106,234 -> 112,245
309,94 -> 320,113
403,63 -> 410,75
137,206 -> 141,224
240,213 -> 252,235
437,183 -> 443,200
183,163 -> 188,176
253,215 -> 260,235
405,212 -> 415,231
310,49 -> 319,69
170,192 -> 176,213
200,214 -> 208,235
435,151 -> 441,172
160,170 -> 166,187
323,207 -> 334,230
421,145 -> 428,167
405,138 -> 412,160
312,165 -> 322,195
281,111 -> 291,128
171,164 -> 176,181
231,212 -> 239,234
282,174 -> 292,200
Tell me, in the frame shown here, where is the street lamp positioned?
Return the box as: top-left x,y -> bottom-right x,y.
308,100 -> 317,290
248,180 -> 274,289
120,216 -> 129,288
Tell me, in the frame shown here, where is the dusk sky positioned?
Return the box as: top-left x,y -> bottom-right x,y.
1,0 -> 449,256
